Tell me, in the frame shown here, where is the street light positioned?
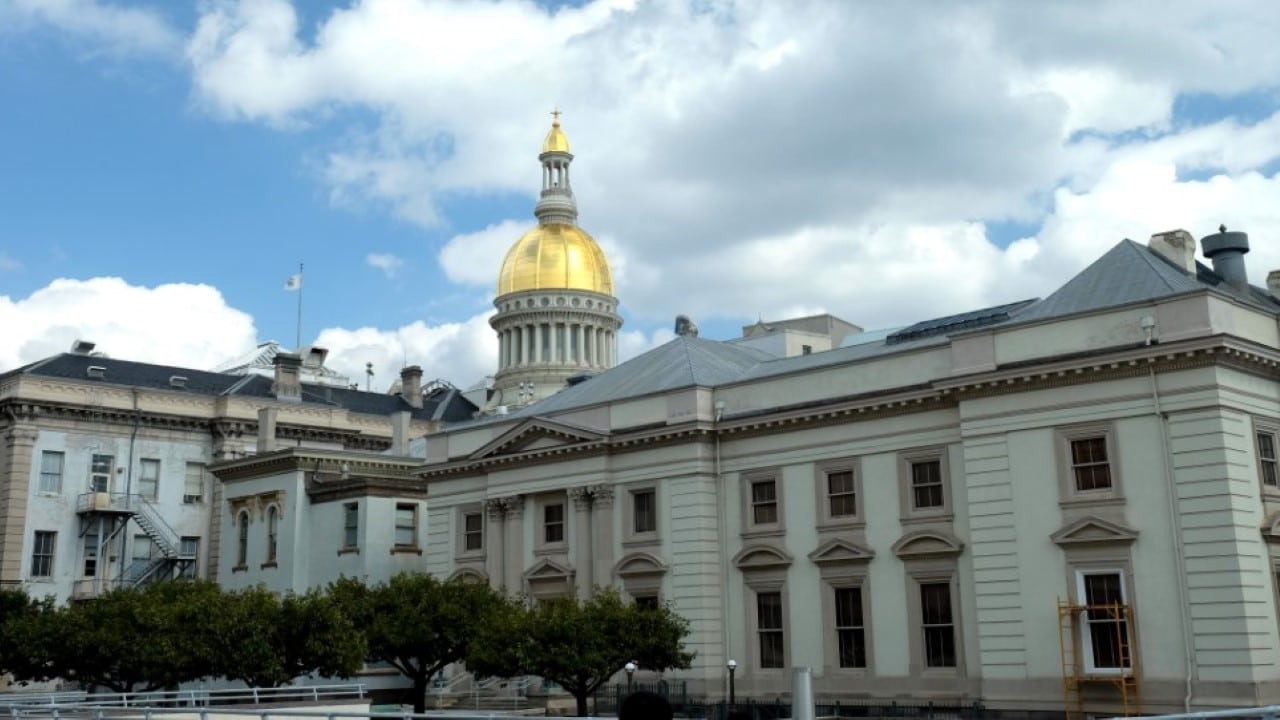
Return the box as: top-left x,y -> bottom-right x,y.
624,661 -> 637,693
726,659 -> 737,705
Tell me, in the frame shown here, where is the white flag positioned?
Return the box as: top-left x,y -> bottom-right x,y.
284,274 -> 302,291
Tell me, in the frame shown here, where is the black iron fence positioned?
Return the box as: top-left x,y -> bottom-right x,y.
592,685 -> 985,720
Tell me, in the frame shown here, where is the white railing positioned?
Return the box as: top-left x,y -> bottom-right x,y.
1116,708 -> 1280,720
1,684 -> 366,710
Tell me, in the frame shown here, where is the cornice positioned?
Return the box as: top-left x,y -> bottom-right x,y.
213,448 -> 421,484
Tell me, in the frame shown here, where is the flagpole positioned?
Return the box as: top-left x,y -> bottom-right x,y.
296,262 -> 303,350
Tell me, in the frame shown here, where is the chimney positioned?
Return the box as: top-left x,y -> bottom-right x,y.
257,407 -> 277,453
1201,226 -> 1251,292
272,352 -> 303,402
1148,229 -> 1196,274
1268,271 -> 1280,298
400,365 -> 424,409
390,411 -> 412,455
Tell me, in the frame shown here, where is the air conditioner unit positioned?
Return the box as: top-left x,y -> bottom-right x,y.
183,494 -> 203,504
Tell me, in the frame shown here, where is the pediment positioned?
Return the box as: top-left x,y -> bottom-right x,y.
892,530 -> 964,560
523,558 -> 575,582
447,567 -> 488,584
1051,515 -> 1139,547
470,417 -> 608,461
808,538 -> 875,566
732,544 -> 794,570
615,552 -> 669,578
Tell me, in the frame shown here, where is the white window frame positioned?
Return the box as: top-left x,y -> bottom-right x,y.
39,451 -> 64,494
342,502 -> 360,551
138,458 -> 160,501
183,462 -> 205,504
90,454 -> 113,493
394,503 -> 419,550
30,530 -> 56,578
235,510 -> 250,569
1075,568 -> 1132,675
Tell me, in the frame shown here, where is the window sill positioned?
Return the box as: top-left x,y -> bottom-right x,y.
816,519 -> 865,532
337,547 -> 360,556
534,544 -> 567,557
390,546 -> 423,556
231,564 -> 248,574
622,534 -> 661,548
455,549 -> 485,561
741,527 -> 785,540
28,577 -> 54,583
1059,495 -> 1125,509
899,513 -> 953,527
260,561 -> 278,570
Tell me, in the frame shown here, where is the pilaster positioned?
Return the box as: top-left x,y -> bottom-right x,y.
503,495 -> 526,592
0,425 -> 39,584
590,484 -> 616,590
570,486 -> 594,596
485,498 -> 508,592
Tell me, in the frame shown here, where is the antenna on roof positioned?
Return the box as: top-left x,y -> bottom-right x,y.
365,362 -> 374,392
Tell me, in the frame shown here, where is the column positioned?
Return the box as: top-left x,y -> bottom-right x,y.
550,322 -> 559,364
525,324 -> 533,366
0,425 -> 38,584
578,325 -> 587,366
504,495 -> 526,592
590,485 -> 615,590
484,499 -> 506,590
499,331 -> 508,370
535,324 -> 544,364
570,487 -> 594,598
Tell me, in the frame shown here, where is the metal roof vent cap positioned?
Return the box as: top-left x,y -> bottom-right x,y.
1201,225 -> 1251,291
169,375 -> 188,389
86,365 -> 106,379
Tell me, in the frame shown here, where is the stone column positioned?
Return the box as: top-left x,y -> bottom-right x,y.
535,323 -> 544,364
484,499 -> 507,591
550,322 -> 559,364
570,487 -> 594,597
504,495 -> 526,592
0,425 -> 38,584
590,484 -> 615,590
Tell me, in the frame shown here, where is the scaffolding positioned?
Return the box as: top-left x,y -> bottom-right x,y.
1058,599 -> 1141,719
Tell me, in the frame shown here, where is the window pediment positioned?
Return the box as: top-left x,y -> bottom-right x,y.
469,418 -> 607,461
1051,515 -> 1139,547
1260,513 -> 1280,544
615,552 -> 668,578
892,529 -> 964,560
447,567 -> 488,584
523,557 -> 575,582
733,544 -> 794,570
808,538 -> 875,566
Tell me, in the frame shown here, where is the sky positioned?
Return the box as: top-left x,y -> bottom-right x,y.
2,0 -> 1280,391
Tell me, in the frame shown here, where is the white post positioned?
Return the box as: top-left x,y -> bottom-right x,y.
791,667 -> 815,720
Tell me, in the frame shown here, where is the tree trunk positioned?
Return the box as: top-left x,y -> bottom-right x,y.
413,675 -> 428,713
575,690 -> 589,717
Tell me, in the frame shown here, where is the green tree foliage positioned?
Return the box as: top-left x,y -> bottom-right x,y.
330,573 -> 512,712
469,587 -> 694,717
218,586 -> 365,687
0,587 -> 56,683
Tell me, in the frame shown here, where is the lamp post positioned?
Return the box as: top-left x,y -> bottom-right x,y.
624,661 -> 637,694
726,659 -> 737,705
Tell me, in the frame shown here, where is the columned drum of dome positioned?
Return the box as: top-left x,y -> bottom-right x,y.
486,115 -> 622,411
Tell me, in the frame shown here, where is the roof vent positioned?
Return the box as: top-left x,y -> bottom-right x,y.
86,365 -> 107,380
1201,225 -> 1251,291
495,405 -> 509,415
169,375 -> 188,389
70,340 -> 96,355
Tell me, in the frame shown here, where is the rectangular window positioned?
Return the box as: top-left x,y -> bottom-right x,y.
751,480 -> 778,525
635,595 -> 660,611
236,511 -> 249,567
343,503 -> 359,549
138,458 -> 160,501
463,512 -> 483,551
183,462 -> 205,503
394,503 -> 418,548
132,535 -> 154,563
544,503 -> 565,544
1070,437 -> 1112,492
757,591 -> 785,669
82,531 -> 100,578
835,587 -> 867,668
827,470 -> 857,518
919,582 -> 956,668
1258,431 -> 1279,488
179,536 -> 200,579
39,451 -> 64,493
30,531 -> 55,578
911,460 -> 944,509
633,489 -> 656,534
1078,570 -> 1132,672
90,454 -> 113,493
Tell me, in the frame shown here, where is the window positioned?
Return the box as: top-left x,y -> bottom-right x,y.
463,512 -> 483,551
1077,570 -> 1132,673
835,587 -> 866,668
30,531 -> 55,577
633,490 -> 656,534
39,451 -> 63,493
82,531 -> 100,577
235,510 -> 249,568
266,506 -> 279,563
635,595 -> 660,611
131,535 -> 154,575
343,503 -> 359,550
179,536 -> 200,579
1070,437 -> 1112,492
911,460 -> 944,509
919,582 -> 957,668
1258,430 -> 1279,488
828,470 -> 857,518
184,462 -> 205,503
757,591 -> 785,669
751,480 -> 778,525
801,344 -> 813,355
395,503 -> 419,548
138,459 -> 160,501
544,503 -> 565,544
90,454 -> 113,493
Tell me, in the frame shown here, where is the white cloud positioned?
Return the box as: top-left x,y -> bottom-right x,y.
1,0 -> 180,57
365,252 -> 405,278
439,219 -> 528,287
314,312 -> 496,391
0,278 -> 258,372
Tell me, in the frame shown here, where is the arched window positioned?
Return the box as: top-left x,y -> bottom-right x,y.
236,510 -> 249,567
266,506 -> 279,564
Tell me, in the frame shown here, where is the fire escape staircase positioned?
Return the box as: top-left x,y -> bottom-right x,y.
76,493 -> 197,587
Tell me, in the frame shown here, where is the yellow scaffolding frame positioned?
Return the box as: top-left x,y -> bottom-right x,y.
1058,599 -> 1141,719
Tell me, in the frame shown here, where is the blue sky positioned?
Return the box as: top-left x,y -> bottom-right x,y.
2,0 -> 1279,389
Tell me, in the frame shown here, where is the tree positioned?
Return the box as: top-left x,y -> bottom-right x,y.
330,573 -> 513,712
0,587 -> 56,683
470,587 -> 694,717
217,586 -> 365,687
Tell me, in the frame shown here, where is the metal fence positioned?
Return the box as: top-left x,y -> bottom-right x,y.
1116,707 -> 1280,720
591,684 -> 984,720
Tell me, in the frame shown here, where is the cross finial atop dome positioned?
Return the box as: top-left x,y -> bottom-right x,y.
542,109 -> 571,154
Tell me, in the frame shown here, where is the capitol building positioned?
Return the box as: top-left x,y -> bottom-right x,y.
5,117 -> 1280,716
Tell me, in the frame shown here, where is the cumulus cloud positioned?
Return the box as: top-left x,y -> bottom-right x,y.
439,220 -> 527,286
1,0 -> 181,57
314,312 -> 497,391
0,278 -> 258,372
365,252 -> 405,278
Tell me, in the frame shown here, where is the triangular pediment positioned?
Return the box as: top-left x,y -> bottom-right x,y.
470,417 -> 608,461
808,538 -> 875,566
732,544 -> 794,570
615,552 -> 668,578
892,530 -> 964,560
1051,515 -> 1139,546
447,567 -> 488,584
523,558 -> 575,582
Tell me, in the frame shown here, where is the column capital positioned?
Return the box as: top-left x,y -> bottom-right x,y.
588,484 -> 615,509
569,486 -> 594,511
4,425 -> 38,445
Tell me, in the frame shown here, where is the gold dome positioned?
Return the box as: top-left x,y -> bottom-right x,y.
497,223 -> 613,296
542,121 -> 570,154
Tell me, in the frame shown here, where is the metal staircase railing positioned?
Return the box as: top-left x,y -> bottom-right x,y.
131,496 -> 182,559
